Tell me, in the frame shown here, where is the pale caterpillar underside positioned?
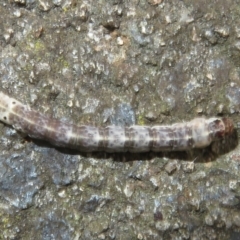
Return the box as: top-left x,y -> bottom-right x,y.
0,92 -> 234,153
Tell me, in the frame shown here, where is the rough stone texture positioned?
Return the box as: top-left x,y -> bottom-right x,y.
0,0 -> 240,239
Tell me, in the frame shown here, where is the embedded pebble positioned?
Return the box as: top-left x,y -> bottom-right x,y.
214,26 -> 230,37
38,0 -> 52,11
204,29 -> 217,44
182,161 -> 195,173
145,111 -> 158,121
165,160 -> 179,174
117,37 -> 124,45
123,183 -> 134,198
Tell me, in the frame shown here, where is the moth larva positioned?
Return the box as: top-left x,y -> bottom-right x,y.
0,92 -> 234,152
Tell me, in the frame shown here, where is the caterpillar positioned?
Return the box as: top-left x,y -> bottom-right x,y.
0,92 -> 234,152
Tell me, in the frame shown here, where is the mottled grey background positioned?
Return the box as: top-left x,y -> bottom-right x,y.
0,0 -> 240,239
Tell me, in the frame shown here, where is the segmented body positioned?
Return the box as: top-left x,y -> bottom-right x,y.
0,92 -> 234,152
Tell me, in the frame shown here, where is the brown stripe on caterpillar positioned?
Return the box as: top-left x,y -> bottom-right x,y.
0,92 -> 234,152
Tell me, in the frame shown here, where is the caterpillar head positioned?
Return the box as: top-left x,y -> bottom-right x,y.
0,92 -> 22,125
